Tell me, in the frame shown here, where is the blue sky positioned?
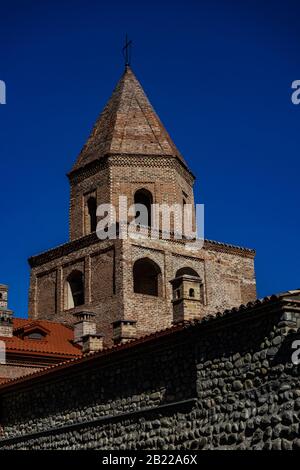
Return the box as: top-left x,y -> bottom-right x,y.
0,0 -> 299,317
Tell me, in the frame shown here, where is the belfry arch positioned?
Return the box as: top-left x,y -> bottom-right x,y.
65,270 -> 85,310
134,189 -> 153,227
133,258 -> 162,297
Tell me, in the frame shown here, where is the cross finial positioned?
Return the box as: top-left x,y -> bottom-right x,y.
122,34 -> 132,67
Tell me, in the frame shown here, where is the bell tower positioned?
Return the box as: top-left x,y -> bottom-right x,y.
28,65 -> 256,346
67,66 -> 195,241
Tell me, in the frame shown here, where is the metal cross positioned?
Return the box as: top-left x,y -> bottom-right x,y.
122,34 -> 132,67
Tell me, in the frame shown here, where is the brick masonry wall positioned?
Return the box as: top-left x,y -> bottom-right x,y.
69,162 -> 110,241
0,299 -> 299,450
28,233 -> 256,345
69,155 -> 195,240
28,239 -> 123,343
108,156 -> 195,230
122,237 -> 256,336
29,147 -> 256,345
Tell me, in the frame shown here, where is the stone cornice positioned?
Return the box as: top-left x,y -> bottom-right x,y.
203,239 -> 255,258
28,234 -> 114,268
28,227 -> 255,269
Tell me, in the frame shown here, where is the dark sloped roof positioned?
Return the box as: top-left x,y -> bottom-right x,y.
71,66 -> 186,173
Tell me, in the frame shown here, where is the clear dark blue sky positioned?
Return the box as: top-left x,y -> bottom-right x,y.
0,0 -> 299,317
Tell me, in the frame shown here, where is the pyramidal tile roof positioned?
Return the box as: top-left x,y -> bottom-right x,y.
71,66 -> 186,172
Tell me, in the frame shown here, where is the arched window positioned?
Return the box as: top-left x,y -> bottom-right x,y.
86,196 -> 97,233
65,270 -> 84,309
189,288 -> 195,297
175,267 -> 200,278
134,189 -> 153,227
133,258 -> 162,296
182,199 -> 186,234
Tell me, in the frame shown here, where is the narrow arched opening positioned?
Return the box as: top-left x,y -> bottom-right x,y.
65,270 -> 85,309
189,288 -> 195,297
134,188 -> 153,227
86,196 -> 97,233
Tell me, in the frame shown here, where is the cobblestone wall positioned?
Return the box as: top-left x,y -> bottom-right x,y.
0,297 -> 299,450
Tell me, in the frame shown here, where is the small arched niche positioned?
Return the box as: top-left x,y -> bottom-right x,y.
175,267 -> 200,278
189,288 -> 195,298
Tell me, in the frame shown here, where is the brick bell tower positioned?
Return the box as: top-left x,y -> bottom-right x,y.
68,65 -> 195,241
28,65 -> 256,346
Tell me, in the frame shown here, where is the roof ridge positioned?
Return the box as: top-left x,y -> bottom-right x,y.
115,70 -> 136,153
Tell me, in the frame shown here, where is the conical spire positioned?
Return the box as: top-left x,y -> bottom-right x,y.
71,66 -> 186,172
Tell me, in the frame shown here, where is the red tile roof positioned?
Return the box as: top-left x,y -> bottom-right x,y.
0,318 -> 82,358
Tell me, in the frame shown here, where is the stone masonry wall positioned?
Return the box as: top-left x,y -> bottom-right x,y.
0,298 -> 300,450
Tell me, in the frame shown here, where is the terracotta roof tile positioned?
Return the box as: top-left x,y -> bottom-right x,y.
0,318 -> 81,358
